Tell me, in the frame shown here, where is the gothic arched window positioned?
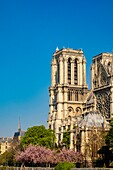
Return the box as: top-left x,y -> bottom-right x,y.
75,91 -> 78,101
68,91 -> 72,101
68,91 -> 70,101
68,58 -> 71,84
74,59 -> 78,85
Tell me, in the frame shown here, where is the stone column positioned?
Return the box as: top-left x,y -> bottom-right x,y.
81,126 -> 85,154
64,87 -> 68,117
51,58 -> 57,86
57,86 -> 63,120
55,120 -> 60,144
48,88 -> 55,130
49,88 -> 54,115
71,60 -> 74,85
70,122 -> 74,149
59,56 -> 63,84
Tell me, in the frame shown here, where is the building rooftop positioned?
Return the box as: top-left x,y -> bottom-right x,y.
53,47 -> 83,56
93,52 -> 113,60
79,111 -> 109,128
13,130 -> 25,138
0,137 -> 13,143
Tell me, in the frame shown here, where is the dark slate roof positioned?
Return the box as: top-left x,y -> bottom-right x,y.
13,130 -> 25,138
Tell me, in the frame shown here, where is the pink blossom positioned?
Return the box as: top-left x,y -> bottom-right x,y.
16,145 -> 83,165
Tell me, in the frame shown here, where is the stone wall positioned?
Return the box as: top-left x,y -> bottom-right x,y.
0,167 -> 113,170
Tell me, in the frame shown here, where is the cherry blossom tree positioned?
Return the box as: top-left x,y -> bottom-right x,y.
16,145 -> 54,166
16,145 -> 83,166
56,148 -> 83,163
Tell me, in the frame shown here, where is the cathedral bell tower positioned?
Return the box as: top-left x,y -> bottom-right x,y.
48,48 -> 88,143
91,52 -> 113,120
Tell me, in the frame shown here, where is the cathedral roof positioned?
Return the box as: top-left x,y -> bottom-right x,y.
80,111 -> 109,128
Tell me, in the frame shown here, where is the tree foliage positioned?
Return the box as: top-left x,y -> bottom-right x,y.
62,130 -> 70,149
55,162 -> 75,170
0,149 -> 16,166
21,125 -> 56,148
97,119 -> 113,167
105,118 -> 113,150
0,140 -> 24,166
16,145 -> 83,166
97,145 -> 112,167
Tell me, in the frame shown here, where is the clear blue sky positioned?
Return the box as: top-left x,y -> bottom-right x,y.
0,0 -> 113,137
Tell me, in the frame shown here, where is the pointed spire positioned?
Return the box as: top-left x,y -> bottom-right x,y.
18,117 -> 21,132
56,46 -> 59,52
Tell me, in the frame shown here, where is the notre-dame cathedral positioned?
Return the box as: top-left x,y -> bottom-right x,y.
48,47 -> 113,162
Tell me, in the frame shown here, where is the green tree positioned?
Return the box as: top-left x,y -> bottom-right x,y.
106,118 -> 113,150
97,145 -> 112,168
21,125 -> 56,148
62,130 -> 70,149
97,119 -> 113,167
0,140 -> 23,166
0,149 -> 16,166
84,127 -> 106,167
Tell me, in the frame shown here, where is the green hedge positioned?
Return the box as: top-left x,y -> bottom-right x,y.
55,162 -> 75,170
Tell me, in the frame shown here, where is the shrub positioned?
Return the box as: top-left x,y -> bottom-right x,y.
1,166 -> 6,170
110,161 -> 113,167
95,158 -> 104,167
55,162 -> 75,170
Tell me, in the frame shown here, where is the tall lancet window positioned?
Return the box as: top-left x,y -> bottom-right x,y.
74,59 -> 78,85
68,58 -> 71,84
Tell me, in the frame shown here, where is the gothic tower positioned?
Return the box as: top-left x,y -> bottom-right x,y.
91,52 -> 113,120
48,48 -> 88,144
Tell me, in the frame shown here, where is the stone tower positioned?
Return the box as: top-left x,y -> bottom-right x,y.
91,52 -> 113,120
48,48 -> 88,144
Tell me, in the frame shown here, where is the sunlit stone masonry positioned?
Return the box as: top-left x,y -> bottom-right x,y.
48,47 -> 113,162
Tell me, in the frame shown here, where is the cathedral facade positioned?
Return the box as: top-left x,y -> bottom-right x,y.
48,47 -> 113,162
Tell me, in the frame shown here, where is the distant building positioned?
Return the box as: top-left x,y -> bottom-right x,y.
13,118 -> 25,142
0,137 -> 13,154
0,119 -> 25,154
